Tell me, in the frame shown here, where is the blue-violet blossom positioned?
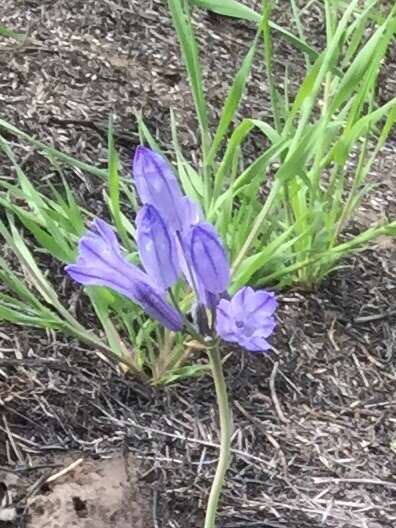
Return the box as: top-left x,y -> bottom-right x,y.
65,218 -> 183,331
133,146 -> 185,231
216,287 -> 277,352
136,204 -> 180,290
67,148 -> 277,352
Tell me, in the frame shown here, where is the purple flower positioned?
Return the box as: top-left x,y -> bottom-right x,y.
185,222 -> 230,299
178,196 -> 203,233
216,287 -> 277,352
133,146 -> 185,231
136,204 -> 180,290
65,218 -> 148,291
130,281 -> 184,331
65,219 -> 183,331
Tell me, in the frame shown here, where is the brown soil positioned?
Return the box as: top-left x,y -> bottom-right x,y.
1,454 -> 150,527
0,1 -> 396,528
27,454 -> 149,528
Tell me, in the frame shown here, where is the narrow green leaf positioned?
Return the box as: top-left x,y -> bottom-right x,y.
168,0 -> 210,157
107,121 -> 134,251
330,11 -> 396,113
0,25 -> 25,41
191,0 -> 325,64
210,137 -> 289,217
170,110 -> 204,200
136,114 -> 163,152
207,35 -> 259,163
0,305 -> 60,328
12,207 -> 73,262
191,0 -> 259,21
212,118 -> 281,201
231,227 -> 299,290
331,97 -> 396,164
87,287 -> 136,366
0,256 -> 46,309
0,121 -> 107,178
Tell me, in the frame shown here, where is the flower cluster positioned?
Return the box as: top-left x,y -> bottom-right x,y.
66,147 -> 277,352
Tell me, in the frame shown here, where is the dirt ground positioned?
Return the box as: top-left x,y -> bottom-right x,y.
20,454 -> 147,528
0,1 -> 396,527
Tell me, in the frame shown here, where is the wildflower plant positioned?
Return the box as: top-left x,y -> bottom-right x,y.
1,1 -> 394,381
0,137 -> 277,524
0,1 -> 394,525
66,146 -> 277,527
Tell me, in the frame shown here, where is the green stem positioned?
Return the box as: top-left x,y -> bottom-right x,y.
204,346 -> 232,528
262,0 -> 281,134
232,179 -> 281,275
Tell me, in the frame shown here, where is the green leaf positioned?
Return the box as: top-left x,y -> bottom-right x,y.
212,118 -> 281,202
107,121 -> 134,251
161,364 -> 210,384
191,0 -> 259,21
170,110 -> 204,200
168,0 -> 210,156
0,25 -> 25,41
191,0 -> 323,64
332,97 -> 396,164
330,10 -> 396,113
207,34 -> 259,163
87,287 -> 136,366
136,114 -> 163,152
231,227 -> 299,290
0,121 -> 107,178
12,207 -> 73,262
0,304 -> 60,328
0,256 -> 46,309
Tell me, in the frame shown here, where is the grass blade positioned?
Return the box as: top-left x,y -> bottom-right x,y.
0,25 -> 25,41
0,120 -> 107,178
191,0 -> 328,65
107,121 -> 134,251
168,0 -> 210,158
207,34 -> 259,164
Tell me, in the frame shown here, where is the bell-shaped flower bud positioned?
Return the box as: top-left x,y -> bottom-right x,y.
131,281 -> 184,332
136,204 -> 180,290
132,146 -> 185,231
185,222 -> 230,296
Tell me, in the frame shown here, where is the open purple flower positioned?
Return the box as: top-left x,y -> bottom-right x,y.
65,219 -> 183,331
216,287 -> 277,352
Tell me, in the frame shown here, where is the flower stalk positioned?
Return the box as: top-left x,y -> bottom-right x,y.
204,345 -> 232,528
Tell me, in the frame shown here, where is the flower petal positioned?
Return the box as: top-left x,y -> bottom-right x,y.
215,287 -> 277,352
240,332 -> 271,352
66,218 -> 183,331
248,290 -> 278,317
132,146 -> 184,230
216,299 -> 237,340
131,281 -> 184,331
179,196 -> 203,231
186,222 -> 230,294
92,218 -> 123,256
136,204 -> 180,290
